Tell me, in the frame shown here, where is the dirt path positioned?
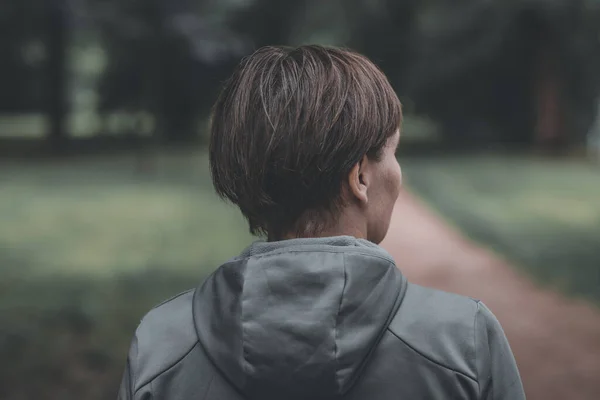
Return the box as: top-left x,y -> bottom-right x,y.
381,191 -> 600,400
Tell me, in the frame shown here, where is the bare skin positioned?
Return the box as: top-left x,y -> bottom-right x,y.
276,124 -> 600,398
382,191 -> 600,400
280,131 -> 402,243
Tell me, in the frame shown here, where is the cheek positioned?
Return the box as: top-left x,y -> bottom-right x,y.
397,164 -> 403,192
368,161 -> 401,244
389,161 -> 402,199
379,162 -> 401,218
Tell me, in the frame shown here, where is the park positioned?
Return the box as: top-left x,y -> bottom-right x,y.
1,0 -> 600,399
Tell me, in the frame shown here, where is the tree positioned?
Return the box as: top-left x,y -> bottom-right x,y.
94,0 -> 248,142
352,0 -> 600,150
0,0 -> 47,113
46,0 -> 69,152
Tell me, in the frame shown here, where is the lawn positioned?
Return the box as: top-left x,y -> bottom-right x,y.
0,151 -> 253,400
401,154 -> 600,304
1,150 -> 599,399
0,151 -> 252,278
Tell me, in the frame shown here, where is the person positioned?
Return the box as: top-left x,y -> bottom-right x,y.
117,45 -> 525,400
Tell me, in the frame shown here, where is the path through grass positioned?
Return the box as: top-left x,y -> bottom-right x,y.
402,155 -> 600,304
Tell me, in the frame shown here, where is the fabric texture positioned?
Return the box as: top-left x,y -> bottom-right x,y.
118,236 -> 525,400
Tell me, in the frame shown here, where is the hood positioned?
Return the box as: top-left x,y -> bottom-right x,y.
193,236 -> 407,400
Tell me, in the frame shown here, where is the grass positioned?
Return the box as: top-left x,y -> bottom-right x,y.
402,154 -> 600,304
0,151 -> 252,277
1,150 -> 599,399
0,150 -> 253,400
1,270 -> 199,400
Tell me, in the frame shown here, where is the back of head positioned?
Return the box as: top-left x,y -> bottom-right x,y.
209,45 -> 402,239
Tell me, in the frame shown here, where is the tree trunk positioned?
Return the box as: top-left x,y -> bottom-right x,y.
587,99 -> 600,159
46,0 -> 69,154
534,40 -> 564,153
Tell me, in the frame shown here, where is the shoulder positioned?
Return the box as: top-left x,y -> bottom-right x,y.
388,283 -> 483,380
128,289 -> 198,392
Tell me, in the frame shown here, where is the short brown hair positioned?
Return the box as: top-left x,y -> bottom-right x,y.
209,45 -> 402,238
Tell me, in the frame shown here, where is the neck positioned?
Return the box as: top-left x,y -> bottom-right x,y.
269,208 -> 367,242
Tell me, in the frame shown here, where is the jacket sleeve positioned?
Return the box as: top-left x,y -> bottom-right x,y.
117,358 -> 134,400
117,336 -> 151,400
475,301 -> 526,400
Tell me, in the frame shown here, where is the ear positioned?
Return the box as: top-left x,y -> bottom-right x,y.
347,155 -> 370,205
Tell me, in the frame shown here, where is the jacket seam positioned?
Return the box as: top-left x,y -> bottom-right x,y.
151,289 -> 194,311
474,301 -> 481,396
334,253 -> 348,390
192,286 -> 250,399
387,328 -> 477,383
131,337 -> 139,387
225,248 -> 396,265
201,373 -> 216,400
133,341 -> 199,395
341,264 -> 408,393
128,358 -> 134,399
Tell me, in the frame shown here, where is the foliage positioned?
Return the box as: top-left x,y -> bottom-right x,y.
350,0 -> 600,148
0,0 -> 48,112
84,0 -> 600,147
402,154 -> 600,304
92,0 -> 249,142
0,271 -> 197,400
3,0 -> 600,146
0,151 -> 252,399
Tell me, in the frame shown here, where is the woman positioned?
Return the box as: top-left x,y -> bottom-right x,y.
118,45 -> 525,400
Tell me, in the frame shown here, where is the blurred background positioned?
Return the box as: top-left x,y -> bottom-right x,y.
1,0 -> 600,399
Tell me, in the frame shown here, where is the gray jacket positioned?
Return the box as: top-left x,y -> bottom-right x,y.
118,236 -> 525,399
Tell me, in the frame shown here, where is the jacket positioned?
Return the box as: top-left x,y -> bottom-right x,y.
118,236 -> 525,399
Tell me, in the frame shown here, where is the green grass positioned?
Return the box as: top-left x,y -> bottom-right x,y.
1,270 -> 199,400
0,151 -> 253,400
402,155 -> 600,304
2,150 -> 599,399
0,151 -> 252,278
